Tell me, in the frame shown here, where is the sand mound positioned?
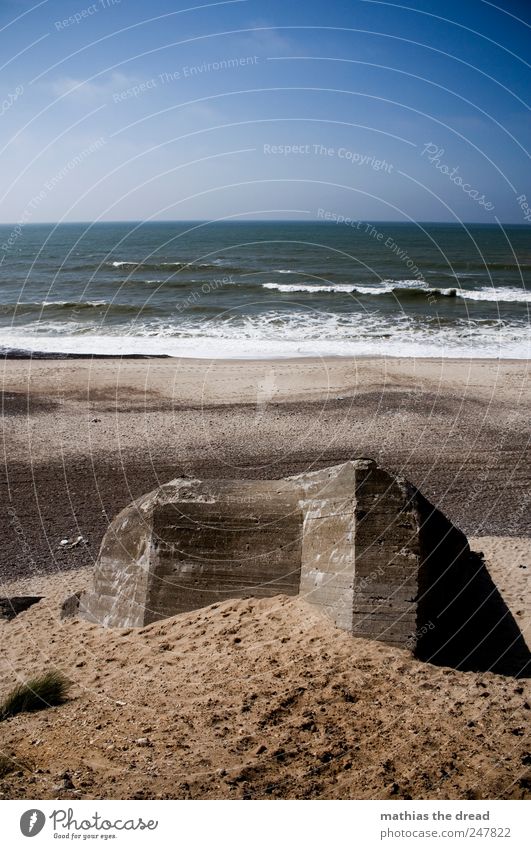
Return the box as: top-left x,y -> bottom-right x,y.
0,538 -> 529,800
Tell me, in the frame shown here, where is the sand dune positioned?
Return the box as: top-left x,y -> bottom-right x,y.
1,537 -> 529,801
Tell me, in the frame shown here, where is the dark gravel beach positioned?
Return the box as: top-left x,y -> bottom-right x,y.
1,356 -> 529,581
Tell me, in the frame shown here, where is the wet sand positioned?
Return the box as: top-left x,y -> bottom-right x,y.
1,356 -> 529,580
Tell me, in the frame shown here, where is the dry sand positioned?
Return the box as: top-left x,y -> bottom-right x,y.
0,356 -> 530,799
0,536 -> 529,801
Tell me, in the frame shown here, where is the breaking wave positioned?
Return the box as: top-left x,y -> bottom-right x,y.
262,281 -> 531,302
108,259 -> 241,274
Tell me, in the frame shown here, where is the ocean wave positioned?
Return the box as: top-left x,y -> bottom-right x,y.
457,287 -> 531,303
426,262 -> 531,272
1,300 -> 111,309
108,259 -> 241,274
262,281 -> 531,302
480,262 -> 531,272
264,282 -> 369,294
263,281 -> 455,298
42,299 -> 109,308
0,300 -> 157,316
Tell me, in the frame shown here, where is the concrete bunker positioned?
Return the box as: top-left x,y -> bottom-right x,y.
78,459 -> 487,657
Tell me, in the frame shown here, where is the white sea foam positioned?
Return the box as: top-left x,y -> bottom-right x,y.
2,312 -> 528,359
4,300 -> 112,309
263,281 -> 531,302
109,259 -> 231,270
458,287 -> 531,303
264,282 -> 368,294
264,281 -> 443,296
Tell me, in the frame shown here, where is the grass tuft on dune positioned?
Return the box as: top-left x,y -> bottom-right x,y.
0,670 -> 71,721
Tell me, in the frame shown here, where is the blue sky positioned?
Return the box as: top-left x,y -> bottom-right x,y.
0,0 -> 529,223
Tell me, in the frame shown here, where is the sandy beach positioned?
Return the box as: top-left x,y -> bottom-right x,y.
1,356 -> 529,580
1,355 -> 530,799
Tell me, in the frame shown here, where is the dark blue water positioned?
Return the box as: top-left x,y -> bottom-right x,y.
0,221 -> 529,357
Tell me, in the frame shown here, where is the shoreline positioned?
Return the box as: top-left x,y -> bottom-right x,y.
2,352 -> 530,362
2,350 -> 530,362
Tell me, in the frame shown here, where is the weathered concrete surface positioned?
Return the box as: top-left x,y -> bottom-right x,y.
76,459 -> 485,655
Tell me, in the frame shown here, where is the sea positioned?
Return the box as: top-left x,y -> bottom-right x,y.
0,221 -> 529,359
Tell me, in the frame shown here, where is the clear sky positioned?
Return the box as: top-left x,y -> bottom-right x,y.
0,0 -> 529,223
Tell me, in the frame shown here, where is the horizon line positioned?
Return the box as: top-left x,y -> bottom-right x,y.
0,219 -> 528,227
